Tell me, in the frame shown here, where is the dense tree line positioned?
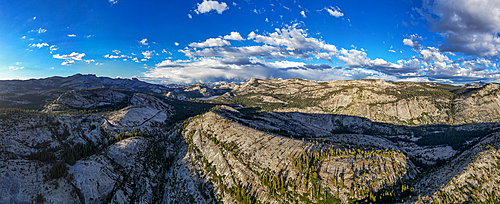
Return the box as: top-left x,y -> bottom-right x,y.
415,127 -> 493,150
62,141 -> 97,166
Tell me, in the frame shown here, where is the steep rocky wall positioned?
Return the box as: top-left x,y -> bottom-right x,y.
178,107 -> 417,203
223,78 -> 500,126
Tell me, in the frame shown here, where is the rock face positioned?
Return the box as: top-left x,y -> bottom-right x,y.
164,83 -> 232,100
176,107 -> 416,203
106,93 -> 174,129
44,88 -> 130,112
0,89 -> 177,204
214,78 -> 500,126
0,74 -> 167,94
411,133 -> 500,203
2,76 -> 500,204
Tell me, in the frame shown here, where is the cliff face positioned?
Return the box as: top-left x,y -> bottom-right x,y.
216,78 -> 500,126
174,107 -> 416,203
0,91 -> 177,204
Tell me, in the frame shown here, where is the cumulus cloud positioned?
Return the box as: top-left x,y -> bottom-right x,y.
142,50 -> 155,59
223,32 -> 244,41
49,45 -> 59,53
29,43 -> 49,48
300,11 -> 307,18
189,37 -> 231,47
142,24 -> 500,84
112,50 -> 121,54
9,66 -> 24,70
188,14 -> 193,19
195,0 -> 229,15
174,42 -> 179,46
53,52 -> 86,61
179,26 -> 339,64
422,0 -> 500,56
144,57 -> 343,84
61,60 -> 75,66
68,34 -> 76,37
403,34 -> 423,51
139,38 -> 148,45
144,26 -> 350,83
30,28 -> 47,33
326,7 -> 344,17
84,59 -> 95,64
104,54 -> 131,59
109,0 -> 118,5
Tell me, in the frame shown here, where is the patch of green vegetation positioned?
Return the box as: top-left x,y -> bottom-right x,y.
28,149 -> 58,163
161,98 -> 216,127
61,141 -> 97,166
50,161 -> 68,179
356,184 -> 415,203
413,125 -> 494,150
108,129 -> 144,143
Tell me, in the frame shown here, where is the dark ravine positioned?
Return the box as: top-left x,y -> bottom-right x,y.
0,75 -> 500,203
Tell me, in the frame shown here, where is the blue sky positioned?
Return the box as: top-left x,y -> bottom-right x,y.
1,0 -> 500,84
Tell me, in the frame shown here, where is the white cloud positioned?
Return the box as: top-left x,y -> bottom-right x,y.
300,11 -> 307,18
53,52 -> 85,61
180,26 -> 338,63
223,32 -> 244,41
9,66 -> 24,70
29,43 -> 49,48
419,47 -> 452,63
30,28 -> 47,33
188,14 -> 193,19
195,0 -> 229,15
84,59 -> 95,64
21,36 -> 26,39
402,34 -> 423,51
85,35 -> 93,38
143,57 -> 392,84
61,60 -> 75,65
139,38 -> 148,45
104,54 -> 131,59
68,34 -> 76,37
142,50 -> 155,59
162,49 -> 173,55
326,7 -> 344,17
403,39 -> 414,47
174,42 -> 179,46
112,50 -> 121,54
189,37 -> 231,48
142,24 -> 500,84
49,45 -> 59,54
109,0 -> 118,5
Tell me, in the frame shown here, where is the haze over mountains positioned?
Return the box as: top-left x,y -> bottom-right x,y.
1,74 -> 500,203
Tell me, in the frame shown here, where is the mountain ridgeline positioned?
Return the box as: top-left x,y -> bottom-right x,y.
1,74 -> 500,203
